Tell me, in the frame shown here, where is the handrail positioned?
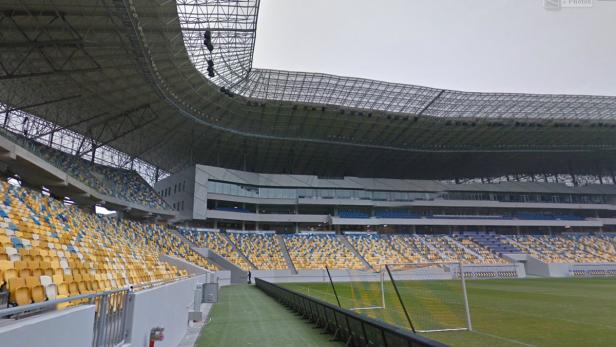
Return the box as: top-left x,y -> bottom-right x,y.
130,276 -> 191,291
0,275 -> 201,318
255,278 -> 449,347
0,287 -> 129,318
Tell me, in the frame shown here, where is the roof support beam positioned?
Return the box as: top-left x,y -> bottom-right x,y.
5,94 -> 81,114
182,28 -> 256,33
79,117 -> 158,158
77,106 -> 159,157
417,90 -> 445,116
0,39 -> 83,48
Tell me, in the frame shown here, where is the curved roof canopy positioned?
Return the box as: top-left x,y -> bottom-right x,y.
0,0 -> 615,181
179,0 -> 616,119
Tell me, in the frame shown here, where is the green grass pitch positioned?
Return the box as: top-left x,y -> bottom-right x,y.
283,278 -> 616,347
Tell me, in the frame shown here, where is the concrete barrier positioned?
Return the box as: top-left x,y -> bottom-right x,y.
254,263 -> 525,283
0,305 -> 95,347
124,275 -> 206,347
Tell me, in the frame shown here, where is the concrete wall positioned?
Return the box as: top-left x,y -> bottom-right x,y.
253,268 -> 449,283
254,263 -> 524,283
215,270 -> 232,286
205,209 -> 328,223
254,269 -> 389,283
0,305 -> 95,347
125,275 -> 206,347
154,166 -> 195,220
461,263 -> 526,278
160,254 -> 210,275
194,166 -> 210,220
331,217 -> 602,227
524,256 -> 572,277
570,263 -> 616,275
194,247 -> 246,284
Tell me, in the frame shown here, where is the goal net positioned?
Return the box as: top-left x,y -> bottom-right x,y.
325,267 -> 386,312
382,262 -> 472,333
325,262 -> 472,333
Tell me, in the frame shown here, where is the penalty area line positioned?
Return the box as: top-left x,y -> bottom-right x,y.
471,330 -> 537,347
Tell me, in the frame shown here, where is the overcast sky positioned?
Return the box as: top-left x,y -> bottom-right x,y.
253,0 -> 616,96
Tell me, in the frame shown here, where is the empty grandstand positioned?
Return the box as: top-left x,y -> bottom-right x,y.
0,0 -> 615,346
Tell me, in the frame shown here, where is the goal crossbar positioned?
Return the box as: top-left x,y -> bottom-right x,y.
347,270 -> 387,311
383,261 -> 473,333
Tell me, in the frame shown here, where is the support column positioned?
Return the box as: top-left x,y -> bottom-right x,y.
3,108 -> 9,128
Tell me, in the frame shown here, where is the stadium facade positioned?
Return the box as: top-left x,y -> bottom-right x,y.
157,164 -> 616,232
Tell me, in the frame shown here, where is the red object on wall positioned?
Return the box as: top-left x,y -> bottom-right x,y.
149,327 -> 165,346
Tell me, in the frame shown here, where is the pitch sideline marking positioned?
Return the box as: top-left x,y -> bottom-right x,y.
472,330 -> 537,347
474,304 -> 616,331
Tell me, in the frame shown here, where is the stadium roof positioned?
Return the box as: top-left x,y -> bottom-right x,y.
1,0 -> 616,181
179,1 -> 616,119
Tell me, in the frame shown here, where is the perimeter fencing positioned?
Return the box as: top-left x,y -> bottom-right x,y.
255,277 -> 449,347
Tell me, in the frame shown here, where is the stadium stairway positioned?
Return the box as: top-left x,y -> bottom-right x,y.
445,236 -> 485,261
418,236 -> 449,260
174,231 -> 246,284
471,232 -> 523,256
380,234 -> 417,262
275,234 -> 296,273
222,233 -> 257,270
337,235 -> 372,271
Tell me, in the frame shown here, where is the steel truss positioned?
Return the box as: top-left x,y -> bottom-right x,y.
0,9 -> 101,80
178,1 -> 616,120
0,101 -> 168,185
177,0 -> 259,88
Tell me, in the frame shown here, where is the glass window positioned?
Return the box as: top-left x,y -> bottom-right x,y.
373,191 -> 389,201
335,189 -> 352,199
298,188 -> 315,198
318,189 -> 334,199
390,191 -> 409,201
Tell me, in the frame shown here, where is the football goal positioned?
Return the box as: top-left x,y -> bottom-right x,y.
325,262 -> 472,333
381,262 -> 473,333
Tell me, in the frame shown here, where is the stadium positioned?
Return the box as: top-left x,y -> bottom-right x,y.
0,0 -> 615,346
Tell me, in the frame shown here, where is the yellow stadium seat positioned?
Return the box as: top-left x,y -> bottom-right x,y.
15,287 -> 32,306
3,268 -> 17,283
68,282 -> 79,296
0,260 -> 13,271
57,283 -> 69,296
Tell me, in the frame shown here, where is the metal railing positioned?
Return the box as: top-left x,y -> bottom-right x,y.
0,276 -> 202,346
255,278 -> 448,347
0,288 -> 130,347
91,289 -> 130,347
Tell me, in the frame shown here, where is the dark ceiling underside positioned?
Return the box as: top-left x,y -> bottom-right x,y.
0,0 -> 615,181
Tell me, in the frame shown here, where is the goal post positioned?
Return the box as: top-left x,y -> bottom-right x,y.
325,266 -> 387,311
382,261 -> 473,333
348,270 -> 386,311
